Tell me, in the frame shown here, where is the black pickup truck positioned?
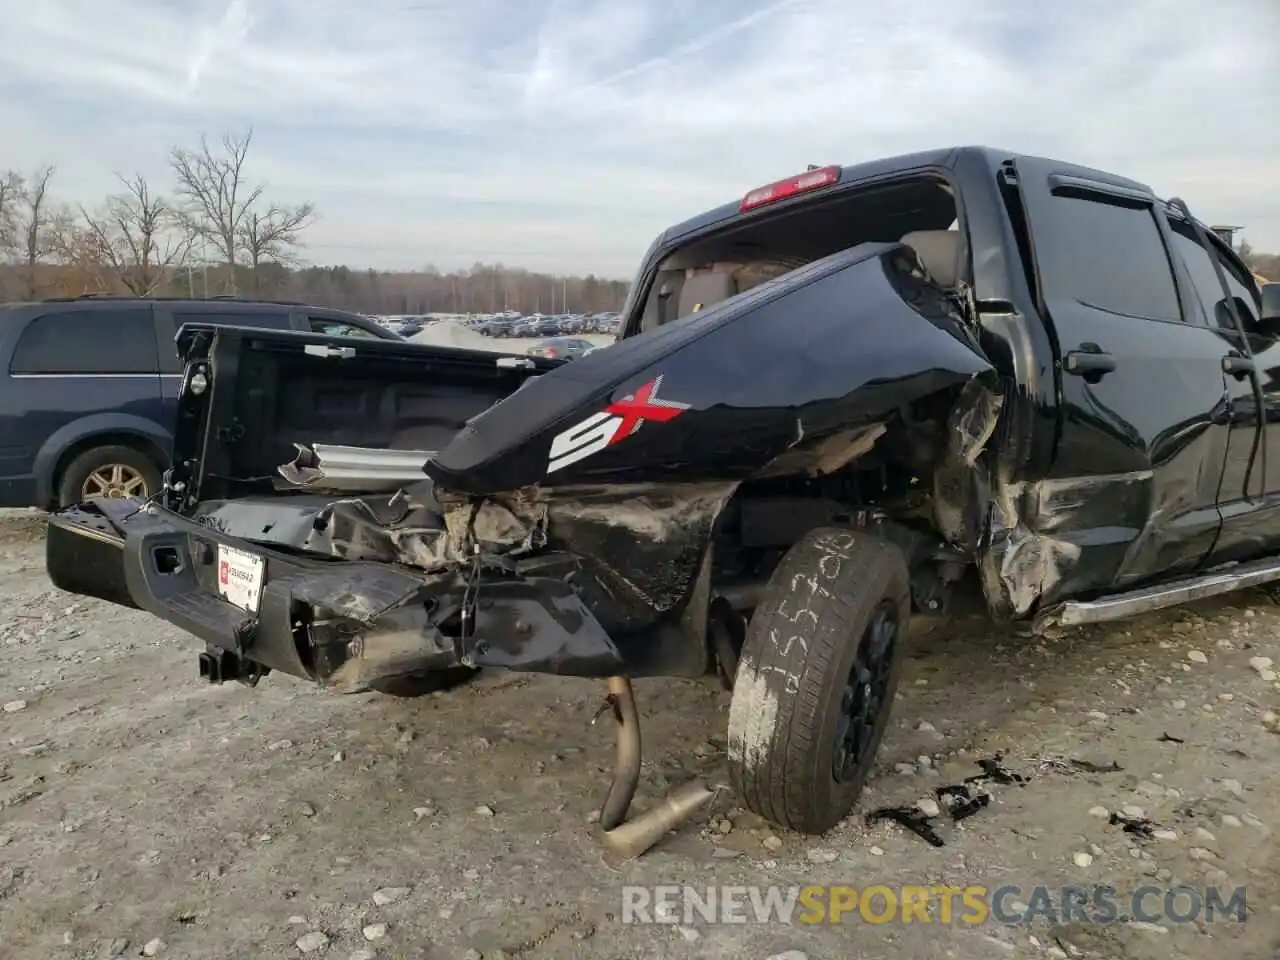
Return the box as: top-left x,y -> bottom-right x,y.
46,146 -> 1280,859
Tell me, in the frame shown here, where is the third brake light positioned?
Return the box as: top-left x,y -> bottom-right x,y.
739,165 -> 841,212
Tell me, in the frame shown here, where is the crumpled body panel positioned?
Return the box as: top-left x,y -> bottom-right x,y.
425,242 -> 994,496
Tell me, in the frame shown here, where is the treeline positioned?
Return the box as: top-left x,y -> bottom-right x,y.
271,264 -> 630,316
1239,242 -> 1279,284
0,128 -> 629,314
0,259 -> 631,316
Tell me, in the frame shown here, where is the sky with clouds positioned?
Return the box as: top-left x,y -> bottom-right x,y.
1,0 -> 1276,278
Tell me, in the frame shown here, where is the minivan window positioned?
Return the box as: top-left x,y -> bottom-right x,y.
1039,192 -> 1182,322
10,309 -> 158,375
308,317 -> 380,339
169,310 -> 293,333
160,309 -> 294,372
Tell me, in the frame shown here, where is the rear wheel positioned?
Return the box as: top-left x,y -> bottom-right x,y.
727,527 -> 908,834
57,445 -> 162,508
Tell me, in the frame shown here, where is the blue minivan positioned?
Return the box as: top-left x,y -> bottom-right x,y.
0,296 -> 402,508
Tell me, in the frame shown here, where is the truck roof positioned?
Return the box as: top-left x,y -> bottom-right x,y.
660,145 -> 1155,245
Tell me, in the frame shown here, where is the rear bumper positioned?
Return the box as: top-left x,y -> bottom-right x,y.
46,498 -> 626,689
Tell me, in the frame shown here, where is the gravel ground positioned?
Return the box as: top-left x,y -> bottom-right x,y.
1,507 -> 1277,960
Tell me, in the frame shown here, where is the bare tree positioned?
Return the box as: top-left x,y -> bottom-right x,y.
45,213 -> 115,296
13,165 -> 59,296
81,174 -> 193,295
237,202 -> 315,290
169,130 -> 264,292
0,169 -> 22,258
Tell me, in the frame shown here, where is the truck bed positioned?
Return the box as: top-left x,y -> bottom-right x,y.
170,324 -> 557,504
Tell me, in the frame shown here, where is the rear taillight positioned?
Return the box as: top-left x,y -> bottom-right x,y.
739,165 -> 841,212
546,349 -> 557,357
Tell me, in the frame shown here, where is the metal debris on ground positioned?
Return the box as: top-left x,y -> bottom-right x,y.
936,783 -> 992,822
868,754 -> 1030,846
872,751 -> 1128,847
1025,756 -> 1124,776
973,755 -> 1029,784
865,806 -> 946,847
1107,811 -> 1156,839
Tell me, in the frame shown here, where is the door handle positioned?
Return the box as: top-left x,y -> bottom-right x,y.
1064,347 -> 1116,377
1222,354 -> 1255,379
304,344 -> 356,360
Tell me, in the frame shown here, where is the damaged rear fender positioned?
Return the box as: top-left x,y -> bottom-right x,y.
426,243 -> 998,495
445,481 -> 741,640
442,370 -> 1006,641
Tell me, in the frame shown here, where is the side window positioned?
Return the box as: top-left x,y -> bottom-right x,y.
1040,192 -> 1182,322
1166,221 -> 1261,331
1214,248 -> 1261,330
1167,221 -> 1254,332
10,309 -> 157,375
170,310 -> 292,332
309,317 -> 379,339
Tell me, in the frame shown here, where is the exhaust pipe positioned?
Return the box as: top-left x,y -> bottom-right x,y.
277,443 -> 437,492
596,676 -> 715,863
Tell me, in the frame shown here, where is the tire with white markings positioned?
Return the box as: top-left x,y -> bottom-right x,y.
726,526 -> 909,834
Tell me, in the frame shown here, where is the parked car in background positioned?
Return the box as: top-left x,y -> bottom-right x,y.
529,318 -> 564,336
0,296 -> 401,509
475,318 -> 519,337
462,313 -> 626,337
525,337 -> 597,360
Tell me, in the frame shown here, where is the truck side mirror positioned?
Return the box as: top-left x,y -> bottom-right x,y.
1260,283 -> 1280,333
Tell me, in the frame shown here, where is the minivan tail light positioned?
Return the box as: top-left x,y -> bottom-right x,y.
739,165 -> 841,212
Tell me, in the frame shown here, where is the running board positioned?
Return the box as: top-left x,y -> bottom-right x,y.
1033,554 -> 1280,632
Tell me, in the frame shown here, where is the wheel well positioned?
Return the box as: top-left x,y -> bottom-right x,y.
707,398 -> 985,621
708,376 -> 1000,573
49,432 -> 169,507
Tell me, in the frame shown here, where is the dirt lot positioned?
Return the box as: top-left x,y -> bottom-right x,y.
1,507 -> 1277,960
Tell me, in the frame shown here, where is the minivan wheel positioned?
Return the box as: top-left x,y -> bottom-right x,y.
726,527 -> 909,835
57,445 -> 163,508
